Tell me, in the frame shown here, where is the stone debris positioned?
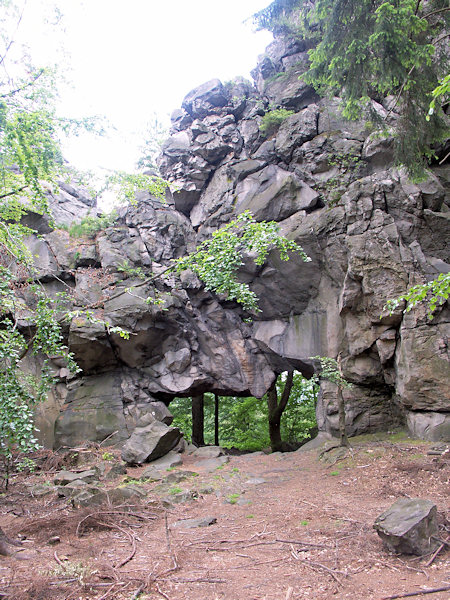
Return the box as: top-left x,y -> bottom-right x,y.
172,516 -> 217,529
374,498 -> 440,556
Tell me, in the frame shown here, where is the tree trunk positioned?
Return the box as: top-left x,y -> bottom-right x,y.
336,354 -> 349,447
214,394 -> 219,446
191,394 -> 205,446
337,387 -> 349,447
267,372 -> 294,452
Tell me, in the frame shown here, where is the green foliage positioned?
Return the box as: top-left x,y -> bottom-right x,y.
106,171 -> 169,205
66,310 -> 133,340
278,372 -> 318,443
169,372 -> 317,451
384,272 -> 450,319
253,0 -> 304,36
117,260 -> 146,280
174,211 -> 310,312
259,108 -> 294,138
318,150 -> 364,205
312,356 -> 352,389
428,73 -> 450,120
67,211 -> 117,238
0,280 -> 79,484
254,0 -> 450,179
227,493 -> 240,504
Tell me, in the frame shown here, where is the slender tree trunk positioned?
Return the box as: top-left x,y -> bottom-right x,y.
336,355 -> 349,447
337,387 -> 349,447
267,372 -> 294,452
214,394 -> 219,446
191,394 -> 205,446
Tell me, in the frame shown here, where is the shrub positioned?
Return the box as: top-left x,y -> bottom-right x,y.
259,108 -> 294,138
68,211 -> 117,238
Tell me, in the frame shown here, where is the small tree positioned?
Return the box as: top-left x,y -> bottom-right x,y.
191,394 -> 205,447
267,371 -> 294,452
313,355 -> 352,447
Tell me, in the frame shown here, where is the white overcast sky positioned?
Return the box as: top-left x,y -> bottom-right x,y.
15,0 -> 273,173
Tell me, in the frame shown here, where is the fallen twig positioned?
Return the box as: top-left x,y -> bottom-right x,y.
156,582 -> 171,600
380,585 -> 450,600
291,556 -> 347,586
276,538 -> 333,550
53,550 -> 64,567
165,513 -> 178,571
167,577 -> 226,584
424,543 -> 445,567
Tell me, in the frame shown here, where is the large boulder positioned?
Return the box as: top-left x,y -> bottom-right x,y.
374,498 -> 440,555
121,416 -> 182,465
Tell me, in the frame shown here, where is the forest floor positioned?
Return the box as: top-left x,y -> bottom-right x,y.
0,430 -> 448,600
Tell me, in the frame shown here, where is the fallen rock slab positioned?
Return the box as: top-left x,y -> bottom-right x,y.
121,420 -> 182,465
54,469 -> 98,486
374,498 -> 440,555
200,456 -> 230,472
146,450 -> 183,470
191,446 -> 224,458
173,516 -> 217,529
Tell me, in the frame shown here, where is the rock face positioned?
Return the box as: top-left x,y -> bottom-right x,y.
15,32 -> 449,449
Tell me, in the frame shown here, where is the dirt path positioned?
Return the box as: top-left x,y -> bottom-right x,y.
0,432 -> 448,600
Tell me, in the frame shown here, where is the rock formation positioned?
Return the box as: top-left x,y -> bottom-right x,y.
16,33 -> 449,449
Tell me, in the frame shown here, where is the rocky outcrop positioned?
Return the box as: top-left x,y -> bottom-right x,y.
15,32 -> 449,449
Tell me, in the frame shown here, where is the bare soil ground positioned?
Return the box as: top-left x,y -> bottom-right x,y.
0,431 -> 448,600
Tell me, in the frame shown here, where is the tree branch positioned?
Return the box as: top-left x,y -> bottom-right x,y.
0,69 -> 45,99
423,7 -> 450,20
278,371 -> 294,415
0,185 -> 28,200
0,0 -> 28,69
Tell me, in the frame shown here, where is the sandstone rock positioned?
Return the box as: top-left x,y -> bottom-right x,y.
182,79 -> 228,119
374,498 -> 440,555
200,456 -> 230,472
406,411 -> 450,442
105,463 -> 128,480
121,420 -> 182,465
53,469 -> 98,486
235,165 -> 319,221
145,450 -> 183,470
173,516 -> 217,529
274,105 -> 319,162
191,446 -> 224,458
18,33 -> 449,452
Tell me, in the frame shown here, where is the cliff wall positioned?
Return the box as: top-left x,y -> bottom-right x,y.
21,35 -> 449,447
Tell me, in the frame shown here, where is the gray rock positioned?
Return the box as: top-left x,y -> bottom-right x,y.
374,498 -> 440,555
166,491 -> 198,504
146,450 -> 183,470
172,516 -> 217,529
121,420 -> 182,465
53,470 -> 98,486
105,463 -> 128,480
106,485 -> 147,504
275,105 -> 319,162
200,456 -> 230,472
245,478 -> 266,486
71,487 -> 108,509
164,471 -> 198,484
406,411 -> 450,442
182,79 -> 228,119
191,446 -> 224,458
235,165 -> 319,221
